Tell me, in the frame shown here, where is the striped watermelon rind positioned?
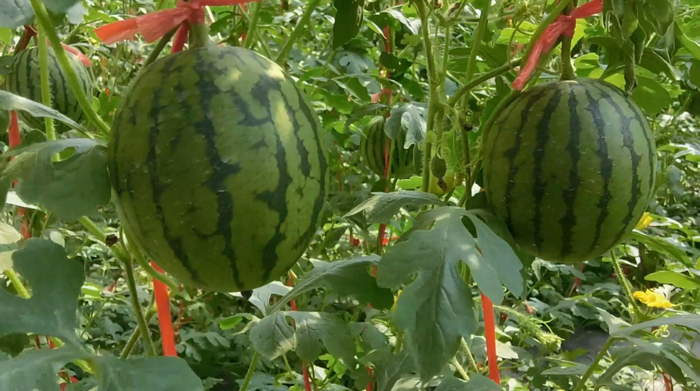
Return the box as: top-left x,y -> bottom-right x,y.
359,115 -> 421,179
6,46 -> 91,133
482,78 -> 656,264
108,46 -> 329,293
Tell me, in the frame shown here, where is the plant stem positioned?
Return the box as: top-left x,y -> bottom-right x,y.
37,28 -> 56,141
78,216 -> 107,242
572,337 -> 615,391
448,58 -> 522,106
276,0 -> 321,65
464,0 -> 490,84
518,0 -> 573,70
240,351 -> 261,391
460,338 -> 480,373
120,296 -> 157,359
4,269 -> 30,298
610,251 -> 642,320
451,357 -> 470,380
559,3 -> 576,81
123,256 -> 156,356
125,232 -> 179,291
143,28 -> 178,67
415,0 -> 440,193
30,0 -> 111,135
243,1 -> 264,49
189,22 -> 210,49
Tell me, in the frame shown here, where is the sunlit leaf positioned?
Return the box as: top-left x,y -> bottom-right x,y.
344,191 -> 445,224
95,356 -> 204,391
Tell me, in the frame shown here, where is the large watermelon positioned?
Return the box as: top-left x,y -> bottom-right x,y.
108,46 -> 329,293
6,46 -> 91,132
359,115 -> 421,178
482,79 -> 656,264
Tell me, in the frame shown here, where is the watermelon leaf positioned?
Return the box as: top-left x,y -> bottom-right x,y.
0,90 -> 89,134
39,0 -> 82,14
94,356 -> 205,391
374,351 -> 416,391
0,0 -> 33,29
332,0 -> 364,49
344,191 -> 445,224
250,311 -> 356,366
375,208 -> 477,380
286,312 -> 356,367
386,103 -> 427,148
644,270 -> 700,290
249,312 -> 296,360
0,239 -> 83,345
0,346 -> 86,389
0,221 -> 21,271
0,139 -> 111,220
435,374 -> 504,391
631,231 -> 692,266
233,281 -> 292,316
375,206 -> 524,380
594,346 -> 687,388
271,255 -> 393,311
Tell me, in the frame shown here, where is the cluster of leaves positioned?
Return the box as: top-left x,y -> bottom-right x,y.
0,0 -> 698,390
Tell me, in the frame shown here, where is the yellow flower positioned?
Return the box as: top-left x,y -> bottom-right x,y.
635,212 -> 653,230
633,289 -> 674,309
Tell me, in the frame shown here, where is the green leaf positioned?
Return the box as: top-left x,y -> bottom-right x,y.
631,231 -> 692,266
0,221 -> 22,271
95,356 -> 204,391
376,207 -> 478,380
630,76 -> 671,116
675,24 -> 700,61
379,52 -> 412,77
0,333 -> 29,357
286,312 -> 356,366
234,281 -> 291,316
0,0 -> 33,28
435,375 -> 503,391
332,0 -> 364,49
640,0 -> 674,35
39,0 -> 81,13
344,191 -> 445,224
645,271 -> 700,290
0,346 -> 85,389
614,314 -> 700,336
249,312 -> 296,360
639,48 -> 676,80
375,352 -> 416,391
595,346 -> 687,387
386,103 -> 427,148
273,256 -> 393,311
1,139 -> 111,220
0,90 -> 88,134
0,239 -> 83,344
689,60 -> 700,88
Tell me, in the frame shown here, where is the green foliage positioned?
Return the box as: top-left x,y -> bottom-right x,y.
0,0 -> 698,389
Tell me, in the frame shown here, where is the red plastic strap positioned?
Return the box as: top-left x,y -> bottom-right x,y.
171,23 -> 191,53
60,43 -> 91,67
152,261 -> 177,356
512,0 -> 603,90
481,292 -> 500,384
95,0 -> 261,45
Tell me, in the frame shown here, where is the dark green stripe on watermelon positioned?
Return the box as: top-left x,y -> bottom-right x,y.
5,46 -> 91,133
108,46 -> 328,293
483,78 -> 656,264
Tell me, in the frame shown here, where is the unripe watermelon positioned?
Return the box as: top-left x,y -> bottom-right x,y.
6,46 -> 91,133
482,79 -> 656,264
108,46 -> 329,293
359,115 -> 421,178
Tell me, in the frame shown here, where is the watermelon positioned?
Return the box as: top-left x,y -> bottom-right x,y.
482,79 -> 656,264
6,46 -> 91,133
359,115 -> 421,178
107,46 -> 329,293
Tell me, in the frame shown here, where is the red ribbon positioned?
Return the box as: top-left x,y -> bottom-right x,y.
95,0 -> 260,45
512,0 -> 603,90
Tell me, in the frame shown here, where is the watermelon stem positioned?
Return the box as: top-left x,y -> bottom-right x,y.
243,0 -> 263,49
123,256 -> 157,356
610,250 -> 643,321
447,58 -> 522,106
559,3 -> 576,81
189,22 -> 210,49
29,0 -> 111,135
572,337 -> 615,391
275,0 -> 322,65
143,27 -> 179,68
36,26 -> 57,144
239,351 -> 261,391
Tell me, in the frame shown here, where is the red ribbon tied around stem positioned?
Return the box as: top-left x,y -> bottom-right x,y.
512,0 -> 603,90
95,0 -> 260,45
